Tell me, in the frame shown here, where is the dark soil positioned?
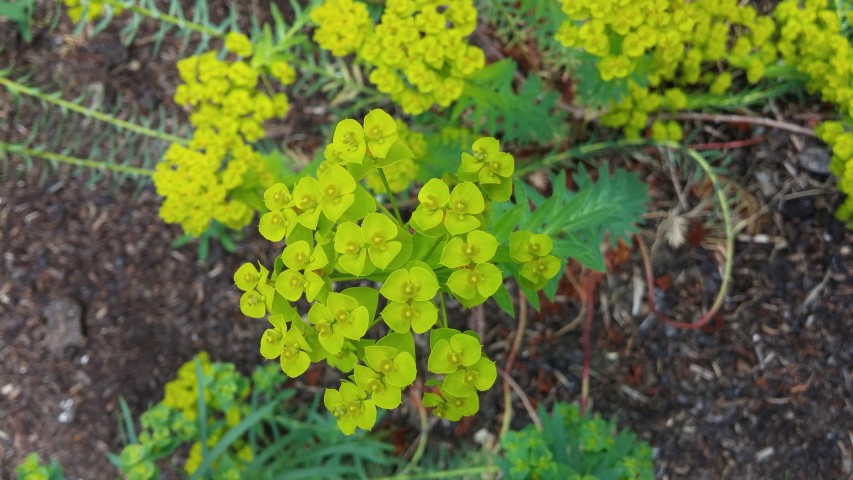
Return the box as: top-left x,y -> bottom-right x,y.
2,4 -> 853,480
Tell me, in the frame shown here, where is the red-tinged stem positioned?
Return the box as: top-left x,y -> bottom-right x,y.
580,273 -> 599,417
636,235 -> 716,330
688,134 -> 769,151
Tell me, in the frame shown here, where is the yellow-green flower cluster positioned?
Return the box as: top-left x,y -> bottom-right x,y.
114,353 -> 255,480
364,119 -> 426,194
775,1 -> 853,226
817,122 -> 853,227
236,109 -> 564,435
557,0 -> 778,138
63,0 -> 123,23
309,0 -> 373,56
154,40 -> 296,236
311,0 -> 485,114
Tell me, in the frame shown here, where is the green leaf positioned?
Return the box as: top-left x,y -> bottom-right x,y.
493,284 -> 516,318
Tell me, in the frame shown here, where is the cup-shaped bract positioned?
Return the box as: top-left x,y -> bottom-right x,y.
445,182 -> 485,235
411,178 -> 450,231
263,183 -> 293,211
308,293 -> 370,354
279,328 -> 313,377
318,165 -> 357,222
334,222 -> 370,275
446,263 -> 503,301
428,332 -> 482,374
440,230 -> 499,268
275,269 -> 325,302
282,240 -> 329,272
509,231 -> 554,263
381,300 -> 438,334
442,356 -> 497,397
353,364 -> 403,410
361,213 -> 402,269
240,290 -> 266,318
423,388 -> 479,421
259,314 -> 288,360
519,255 -> 562,289
363,109 -> 398,159
234,262 -> 267,291
324,381 -> 376,435
363,346 -> 417,388
259,208 -> 298,242
332,119 -> 367,164
380,266 -> 440,303
293,177 -> 324,229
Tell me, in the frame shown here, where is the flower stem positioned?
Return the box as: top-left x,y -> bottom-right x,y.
378,167 -> 404,226
0,76 -> 189,146
101,0 -> 224,37
1,142 -> 154,177
438,292 -> 448,329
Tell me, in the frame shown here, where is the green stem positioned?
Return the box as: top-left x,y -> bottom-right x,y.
378,168 -> 404,226
374,465 -> 499,480
438,292 -> 448,329
0,76 -> 188,145
101,0 -> 224,37
1,142 -> 155,177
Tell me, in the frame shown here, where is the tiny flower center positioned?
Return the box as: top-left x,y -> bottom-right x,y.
333,405 -> 347,418
423,194 -> 438,209
369,126 -> 382,138
317,323 -> 331,336
474,149 -> 486,161
345,241 -> 360,255
448,352 -> 461,365
463,244 -> 477,257
299,195 -> 314,210
335,309 -> 350,323
367,379 -> 384,394
271,213 -> 282,225
402,306 -> 416,320
463,371 -> 479,385
402,281 -> 418,296
380,359 -> 395,373
325,185 -> 338,199
371,234 -> 385,247
282,346 -> 299,359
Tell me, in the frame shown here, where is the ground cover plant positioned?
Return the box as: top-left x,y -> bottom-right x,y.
2,0 -> 853,478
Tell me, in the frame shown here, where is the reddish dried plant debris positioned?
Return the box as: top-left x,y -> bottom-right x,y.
655,274 -> 673,291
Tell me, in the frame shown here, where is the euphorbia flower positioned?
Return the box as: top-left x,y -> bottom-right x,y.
440,230 -> 499,268
234,262 -> 268,291
275,269 -> 324,302
307,292 -> 369,353
442,356 -> 497,397
282,240 -> 329,272
428,332 -> 482,374
363,346 -> 416,388
363,109 -> 398,159
519,255 -> 562,289
324,381 -> 376,435
326,340 -> 359,373
411,179 -> 449,231
361,213 -> 402,269
509,231 -> 554,263
381,300 -> 438,334
446,263 -> 502,300
279,327 -> 313,377
263,183 -> 293,211
239,289 -> 266,318
332,119 -> 367,164
258,208 -> 298,242
445,182 -> 485,235
353,364 -> 402,409
334,222 -> 369,275
423,388 -> 479,421
292,177 -> 323,229
318,165 -> 356,222
380,266 -> 439,303
259,314 -> 288,360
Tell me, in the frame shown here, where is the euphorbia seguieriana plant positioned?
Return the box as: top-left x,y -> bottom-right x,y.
234,109 -> 562,434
